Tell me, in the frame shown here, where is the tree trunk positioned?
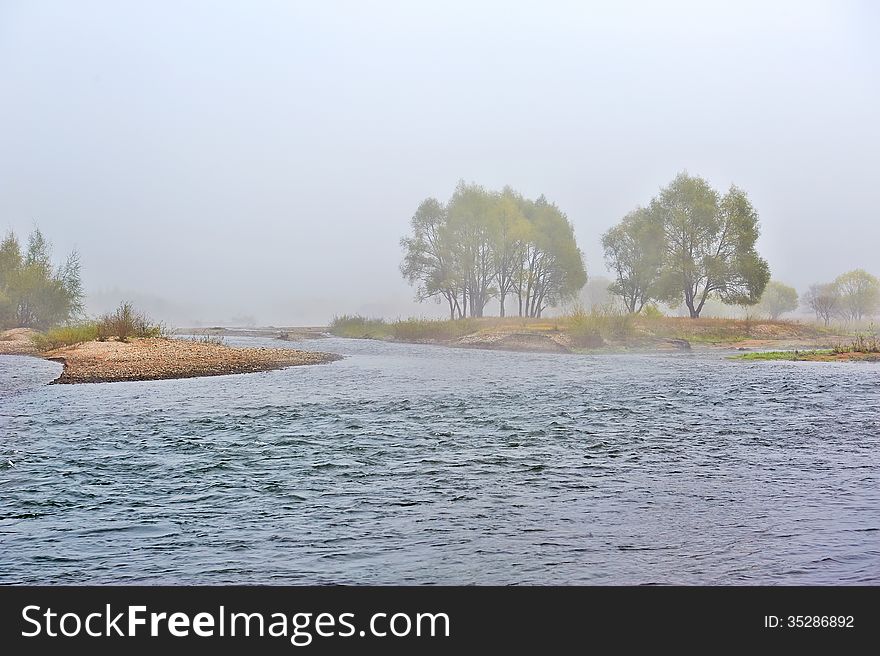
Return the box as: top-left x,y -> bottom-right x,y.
499,294 -> 506,317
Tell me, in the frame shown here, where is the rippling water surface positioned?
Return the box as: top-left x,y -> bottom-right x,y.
1,337 -> 878,584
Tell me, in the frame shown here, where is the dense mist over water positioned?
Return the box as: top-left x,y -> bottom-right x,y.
1,1 -> 878,325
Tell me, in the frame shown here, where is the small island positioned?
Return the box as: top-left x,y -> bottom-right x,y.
0,309 -> 339,385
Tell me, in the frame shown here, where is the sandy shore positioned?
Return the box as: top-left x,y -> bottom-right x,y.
46,338 -> 340,384
0,328 -> 41,355
0,331 -> 340,384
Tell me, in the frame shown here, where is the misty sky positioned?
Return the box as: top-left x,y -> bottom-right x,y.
1,0 -> 878,325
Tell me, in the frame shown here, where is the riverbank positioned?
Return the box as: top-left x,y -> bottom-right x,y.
324,315 -> 842,354
733,350 -> 880,362
0,330 -> 340,384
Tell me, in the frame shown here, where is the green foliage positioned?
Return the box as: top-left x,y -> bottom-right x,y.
96,302 -> 168,342
756,280 -> 799,319
0,228 -> 84,330
602,207 -> 664,313
400,182 -> 586,319
31,322 -> 99,351
834,269 -> 880,322
328,315 -> 390,339
657,174 -> 770,316
605,172 -> 769,318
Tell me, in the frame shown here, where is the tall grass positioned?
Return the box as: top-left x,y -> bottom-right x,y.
563,305 -> 635,347
328,315 -> 390,339
390,318 -> 478,341
31,323 -> 99,351
328,315 -> 480,341
833,325 -> 879,354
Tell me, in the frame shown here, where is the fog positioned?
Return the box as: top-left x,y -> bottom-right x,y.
1,1 -> 877,326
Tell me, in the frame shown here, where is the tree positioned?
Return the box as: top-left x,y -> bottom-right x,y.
512,195 -> 586,317
804,283 -> 839,326
400,199 -> 461,320
651,173 -> 770,318
401,183 -> 586,318
0,228 -> 83,330
602,207 -> 665,313
488,188 -> 528,317
834,269 -> 879,322
756,280 -> 799,320
446,183 -> 496,318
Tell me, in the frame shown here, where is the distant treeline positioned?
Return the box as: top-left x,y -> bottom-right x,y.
803,271 -> 880,325
402,173 -> 878,322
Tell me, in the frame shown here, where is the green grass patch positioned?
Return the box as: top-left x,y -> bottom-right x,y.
732,350 -> 834,361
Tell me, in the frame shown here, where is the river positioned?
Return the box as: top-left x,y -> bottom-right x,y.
1,336 -> 878,584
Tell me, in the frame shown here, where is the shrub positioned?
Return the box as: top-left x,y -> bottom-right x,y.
97,302 -> 168,342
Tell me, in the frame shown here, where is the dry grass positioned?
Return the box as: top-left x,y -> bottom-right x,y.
634,316 -> 818,343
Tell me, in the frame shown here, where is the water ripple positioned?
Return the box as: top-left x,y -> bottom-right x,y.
1,337 -> 879,584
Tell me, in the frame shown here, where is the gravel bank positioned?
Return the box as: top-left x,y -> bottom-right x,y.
41,337 -> 340,384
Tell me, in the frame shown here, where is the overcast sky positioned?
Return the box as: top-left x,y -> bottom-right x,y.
1,0 -> 877,324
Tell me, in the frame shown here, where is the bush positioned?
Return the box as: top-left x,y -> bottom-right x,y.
97,302 -> 168,342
